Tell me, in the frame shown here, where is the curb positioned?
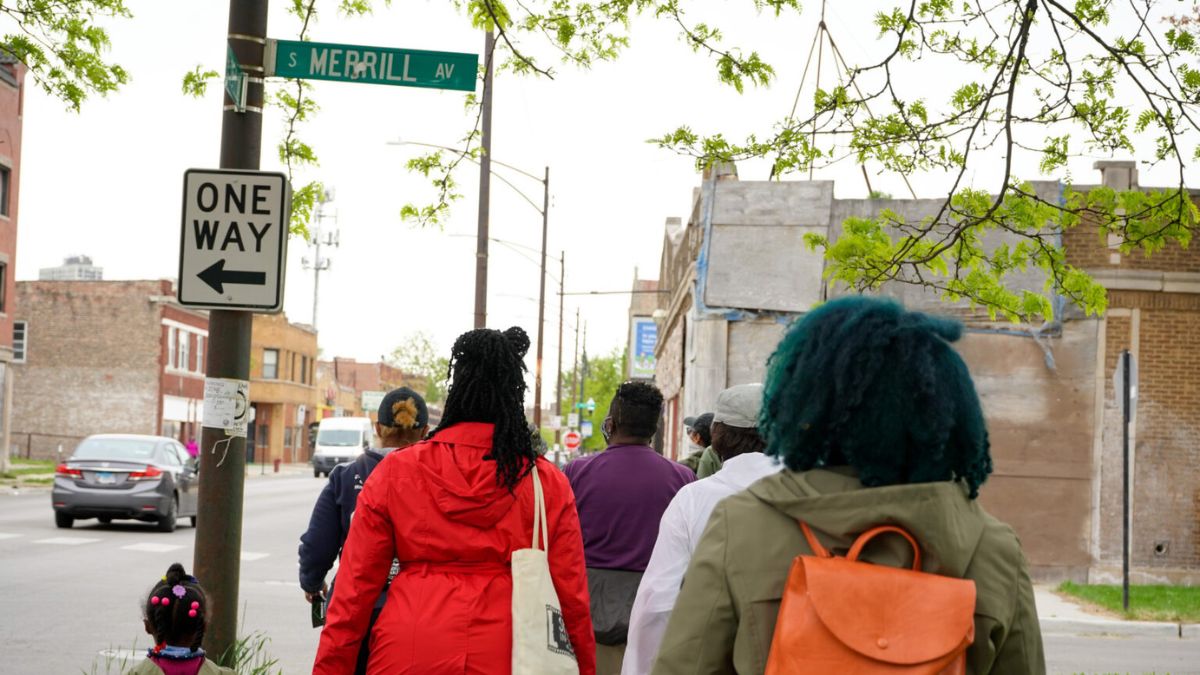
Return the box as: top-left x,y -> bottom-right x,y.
1040,617 -> 1189,639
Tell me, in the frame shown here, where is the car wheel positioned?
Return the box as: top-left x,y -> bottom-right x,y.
156,496 -> 178,533
54,512 -> 74,529
190,516 -> 197,528
98,516 -> 112,525
314,467 -> 320,478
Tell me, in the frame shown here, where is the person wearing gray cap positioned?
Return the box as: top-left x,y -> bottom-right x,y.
622,383 -> 778,675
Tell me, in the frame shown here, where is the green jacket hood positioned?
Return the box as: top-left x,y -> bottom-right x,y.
746,467 -> 986,578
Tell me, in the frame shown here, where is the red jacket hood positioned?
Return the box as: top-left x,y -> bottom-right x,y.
417,422 -> 518,529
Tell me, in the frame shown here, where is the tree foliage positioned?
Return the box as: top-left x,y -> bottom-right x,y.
0,0 -> 131,111
387,331 -> 450,404
199,0 -> 1199,321
558,348 -> 625,452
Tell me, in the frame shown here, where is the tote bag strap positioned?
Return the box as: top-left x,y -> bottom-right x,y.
530,464 -> 550,552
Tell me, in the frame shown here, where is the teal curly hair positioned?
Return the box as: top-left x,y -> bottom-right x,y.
760,296 -> 993,498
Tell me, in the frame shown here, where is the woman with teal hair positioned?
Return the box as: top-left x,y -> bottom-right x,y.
651,296 -> 1045,675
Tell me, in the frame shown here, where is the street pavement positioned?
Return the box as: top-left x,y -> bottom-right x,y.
1,472 -> 1196,674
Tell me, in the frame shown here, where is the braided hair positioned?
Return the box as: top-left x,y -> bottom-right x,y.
143,563 -> 207,650
433,327 -> 535,491
760,296 -> 993,498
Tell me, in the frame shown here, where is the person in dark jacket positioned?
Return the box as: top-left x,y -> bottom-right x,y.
298,386 -> 429,674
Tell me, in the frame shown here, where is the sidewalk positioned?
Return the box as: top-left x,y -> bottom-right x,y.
1036,585 -> 1197,639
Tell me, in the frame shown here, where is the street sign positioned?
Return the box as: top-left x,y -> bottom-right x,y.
548,415 -> 562,431
630,317 -> 658,379
581,420 -> 593,439
563,430 -> 582,451
225,46 -> 247,112
361,390 -> 386,412
267,39 -> 477,92
567,413 -> 580,428
178,170 -> 291,312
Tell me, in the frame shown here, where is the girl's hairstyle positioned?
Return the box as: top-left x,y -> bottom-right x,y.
433,327 -> 534,491
144,563 -> 207,649
760,296 -> 993,498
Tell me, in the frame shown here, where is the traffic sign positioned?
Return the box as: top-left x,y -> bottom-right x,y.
563,430 -> 582,451
178,169 -> 291,312
267,39 -> 477,92
225,46 -> 247,112
567,413 -> 580,428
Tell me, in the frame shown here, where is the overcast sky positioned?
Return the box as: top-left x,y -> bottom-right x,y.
16,1 -> 1194,391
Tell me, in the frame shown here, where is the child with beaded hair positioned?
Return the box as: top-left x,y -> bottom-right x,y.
130,563 -> 233,675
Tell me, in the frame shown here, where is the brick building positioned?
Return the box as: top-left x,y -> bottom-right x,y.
315,360 -> 362,419
0,56 -> 25,470
248,313 -> 318,465
652,162 -> 1200,582
324,357 -> 421,423
11,280 -> 208,459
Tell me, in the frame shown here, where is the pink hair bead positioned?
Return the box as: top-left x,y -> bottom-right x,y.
150,597 -> 160,605
162,598 -> 170,606
188,609 -> 197,618
190,601 -> 199,610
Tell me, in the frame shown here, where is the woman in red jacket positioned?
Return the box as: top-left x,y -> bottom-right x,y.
314,327 -> 596,674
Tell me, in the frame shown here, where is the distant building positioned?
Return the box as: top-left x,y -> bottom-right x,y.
0,55 -> 25,470
39,255 -> 103,281
315,360 -> 361,419
248,313 -> 318,465
323,357 -> 423,424
653,161 -> 1200,583
11,280 -> 208,459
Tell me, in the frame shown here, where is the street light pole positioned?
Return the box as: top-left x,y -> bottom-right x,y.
474,30 -> 495,330
555,250 -> 565,446
533,167 -> 550,429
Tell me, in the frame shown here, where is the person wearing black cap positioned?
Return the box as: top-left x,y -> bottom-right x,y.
298,387 -> 428,675
678,412 -> 712,473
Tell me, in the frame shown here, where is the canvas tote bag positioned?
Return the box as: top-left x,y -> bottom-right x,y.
512,464 -> 578,674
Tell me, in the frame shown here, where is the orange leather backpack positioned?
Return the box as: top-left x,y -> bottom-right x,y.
765,522 -> 976,674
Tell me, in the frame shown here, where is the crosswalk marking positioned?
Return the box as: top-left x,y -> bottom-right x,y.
241,551 -> 270,562
34,536 -> 101,545
0,533 -> 22,541
121,543 -> 184,553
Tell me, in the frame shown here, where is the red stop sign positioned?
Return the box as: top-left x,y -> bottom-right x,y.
563,430 -> 582,451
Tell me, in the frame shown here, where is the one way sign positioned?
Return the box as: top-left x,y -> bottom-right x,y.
178,169 -> 291,312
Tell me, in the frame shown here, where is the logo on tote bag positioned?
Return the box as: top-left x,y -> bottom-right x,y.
545,605 -> 575,657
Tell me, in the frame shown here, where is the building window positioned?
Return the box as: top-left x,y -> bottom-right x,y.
301,356 -> 309,384
262,348 -> 278,379
13,320 -> 26,362
0,166 -> 10,217
0,261 -> 6,313
291,352 -> 297,382
178,332 -> 189,372
167,327 -> 176,369
196,336 -> 205,373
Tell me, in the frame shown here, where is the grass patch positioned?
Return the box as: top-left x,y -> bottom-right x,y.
1,459 -> 56,479
1058,581 -> 1200,622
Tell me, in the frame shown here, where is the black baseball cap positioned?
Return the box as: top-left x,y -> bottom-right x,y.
684,412 -> 714,432
377,387 -> 428,429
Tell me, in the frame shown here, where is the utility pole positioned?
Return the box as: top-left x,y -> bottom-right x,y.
555,251 -> 564,446
195,0 -> 266,663
473,30 -> 495,329
570,308 -> 580,418
304,191 -> 336,331
533,167 -> 550,429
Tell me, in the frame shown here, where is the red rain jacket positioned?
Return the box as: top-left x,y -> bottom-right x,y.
313,422 -> 596,674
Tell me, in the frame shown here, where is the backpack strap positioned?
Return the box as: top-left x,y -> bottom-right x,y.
798,522 -> 832,558
846,525 -> 922,571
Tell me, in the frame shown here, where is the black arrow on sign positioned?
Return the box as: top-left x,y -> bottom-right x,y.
197,259 -> 267,294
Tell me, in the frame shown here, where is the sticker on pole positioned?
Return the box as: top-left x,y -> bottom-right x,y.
203,378 -> 250,438
178,169 -> 291,312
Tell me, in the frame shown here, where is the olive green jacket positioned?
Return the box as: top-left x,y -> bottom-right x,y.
695,446 -> 723,479
651,468 -> 1045,675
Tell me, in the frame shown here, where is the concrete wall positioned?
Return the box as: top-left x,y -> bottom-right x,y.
12,281 -> 164,458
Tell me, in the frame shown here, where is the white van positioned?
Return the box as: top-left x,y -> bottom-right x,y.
311,416 -> 374,477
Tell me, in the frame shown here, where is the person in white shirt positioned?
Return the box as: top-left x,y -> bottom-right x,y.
621,383 -> 780,675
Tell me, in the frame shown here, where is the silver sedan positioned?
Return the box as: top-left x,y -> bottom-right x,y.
51,434 -> 200,532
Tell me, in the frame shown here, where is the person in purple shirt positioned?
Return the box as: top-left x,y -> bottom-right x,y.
563,381 -> 695,675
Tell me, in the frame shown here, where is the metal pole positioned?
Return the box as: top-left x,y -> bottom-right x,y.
555,251 -> 564,446
570,308 -> 580,422
1122,349 -> 1131,612
533,167 -> 550,429
195,1 -> 266,664
473,30 -> 495,330
311,208 -> 321,331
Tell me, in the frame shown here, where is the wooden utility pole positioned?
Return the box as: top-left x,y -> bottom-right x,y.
195,0 -> 267,663
532,167 -> 550,428
473,30 -> 494,329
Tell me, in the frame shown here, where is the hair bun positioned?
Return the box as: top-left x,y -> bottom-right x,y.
165,562 -> 188,585
502,327 -> 530,358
